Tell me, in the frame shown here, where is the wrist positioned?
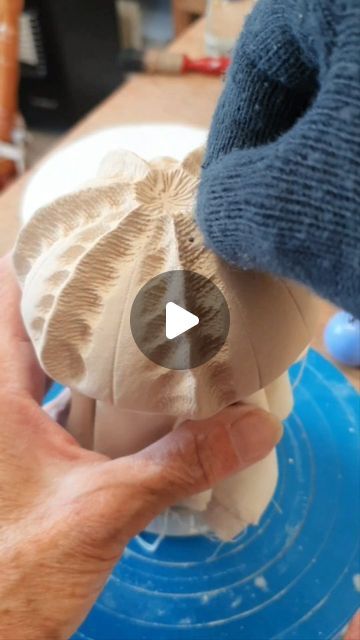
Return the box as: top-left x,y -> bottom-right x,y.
0,534 -> 71,640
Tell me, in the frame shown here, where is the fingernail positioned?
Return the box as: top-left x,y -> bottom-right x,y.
229,408 -> 283,465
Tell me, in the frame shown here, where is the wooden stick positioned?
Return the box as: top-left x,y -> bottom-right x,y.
0,0 -> 23,188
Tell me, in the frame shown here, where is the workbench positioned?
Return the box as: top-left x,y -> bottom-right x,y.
0,19 -> 358,390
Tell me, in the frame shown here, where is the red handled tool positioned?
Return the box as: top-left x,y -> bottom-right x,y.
120,49 -> 230,77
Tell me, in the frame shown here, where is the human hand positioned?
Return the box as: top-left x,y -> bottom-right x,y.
345,612 -> 360,640
0,255 -> 282,640
197,0 -> 360,317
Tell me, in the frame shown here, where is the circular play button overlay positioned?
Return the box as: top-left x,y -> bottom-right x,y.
130,270 -> 230,370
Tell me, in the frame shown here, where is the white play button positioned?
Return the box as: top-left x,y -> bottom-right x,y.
130,270 -> 230,370
165,302 -> 199,340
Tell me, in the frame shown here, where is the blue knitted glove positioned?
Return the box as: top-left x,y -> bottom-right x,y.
197,0 -> 360,317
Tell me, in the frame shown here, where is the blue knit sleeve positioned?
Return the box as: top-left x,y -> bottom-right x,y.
197,0 -> 360,317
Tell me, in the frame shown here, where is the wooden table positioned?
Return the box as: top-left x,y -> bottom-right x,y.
0,19 -> 358,391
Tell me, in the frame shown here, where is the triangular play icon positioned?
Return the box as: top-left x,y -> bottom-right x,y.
165,302 -> 199,340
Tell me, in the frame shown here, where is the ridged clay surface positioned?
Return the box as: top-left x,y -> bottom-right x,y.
14,148 -> 317,539
14,148 -> 317,419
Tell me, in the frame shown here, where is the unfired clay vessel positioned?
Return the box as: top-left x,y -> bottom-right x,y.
13,148 -> 317,540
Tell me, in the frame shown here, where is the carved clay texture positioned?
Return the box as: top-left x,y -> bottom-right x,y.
14,148 -> 317,418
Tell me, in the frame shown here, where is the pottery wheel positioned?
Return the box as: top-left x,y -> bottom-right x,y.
43,349 -> 360,639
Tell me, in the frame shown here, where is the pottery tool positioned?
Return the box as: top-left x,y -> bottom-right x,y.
119,48 -> 230,76
42,350 -> 360,640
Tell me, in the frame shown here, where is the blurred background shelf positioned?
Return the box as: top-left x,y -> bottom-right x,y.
19,0 -> 176,165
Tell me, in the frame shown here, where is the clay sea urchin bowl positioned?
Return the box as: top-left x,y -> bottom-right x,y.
14,147 -> 317,420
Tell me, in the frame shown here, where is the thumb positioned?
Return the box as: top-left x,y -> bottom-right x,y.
104,404 -> 283,540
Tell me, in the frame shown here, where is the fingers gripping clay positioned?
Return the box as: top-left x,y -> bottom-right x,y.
13,148 -> 317,540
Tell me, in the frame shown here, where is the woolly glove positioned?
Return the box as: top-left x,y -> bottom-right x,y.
197,0 -> 360,317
